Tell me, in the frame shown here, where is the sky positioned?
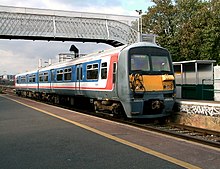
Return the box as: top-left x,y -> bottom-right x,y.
0,0 -> 154,75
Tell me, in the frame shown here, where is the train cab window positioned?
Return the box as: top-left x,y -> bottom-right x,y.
87,63 -> 99,80
131,55 -> 150,71
64,68 -> 72,81
151,56 -> 171,72
57,69 -> 63,81
101,62 -> 107,79
113,62 -> 117,83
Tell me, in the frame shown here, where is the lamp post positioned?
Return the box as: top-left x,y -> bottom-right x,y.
135,10 -> 143,42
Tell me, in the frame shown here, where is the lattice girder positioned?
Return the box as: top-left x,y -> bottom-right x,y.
0,6 -> 139,46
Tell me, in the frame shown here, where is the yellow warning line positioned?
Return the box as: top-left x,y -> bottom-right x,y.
5,96 -> 201,169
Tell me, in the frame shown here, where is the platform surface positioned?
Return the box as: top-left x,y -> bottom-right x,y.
0,94 -> 219,169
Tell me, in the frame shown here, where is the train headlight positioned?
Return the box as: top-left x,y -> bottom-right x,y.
163,84 -> 171,89
163,82 -> 173,90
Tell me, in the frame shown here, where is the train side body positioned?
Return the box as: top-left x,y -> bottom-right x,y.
15,42 -> 176,119
15,46 -> 123,103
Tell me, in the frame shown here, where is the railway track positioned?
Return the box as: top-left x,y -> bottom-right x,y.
98,114 -> 220,149
2,91 -> 220,149
143,123 -> 220,148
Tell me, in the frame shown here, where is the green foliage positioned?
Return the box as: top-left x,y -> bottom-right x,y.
142,0 -> 220,63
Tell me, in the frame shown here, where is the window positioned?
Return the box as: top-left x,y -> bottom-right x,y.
32,74 -> 36,83
131,55 -> 150,71
21,76 -> 26,83
16,77 -> 19,84
39,73 -> 44,82
87,63 -> 99,80
151,56 -> 171,72
129,47 -> 172,74
101,62 -> 107,79
57,69 -> 63,81
28,74 -> 36,83
28,76 -> 31,83
64,68 -> 72,81
113,62 -> 117,83
44,72 -> 49,82
39,72 -> 48,82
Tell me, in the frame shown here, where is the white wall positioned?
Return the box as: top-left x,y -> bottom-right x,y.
214,66 -> 220,101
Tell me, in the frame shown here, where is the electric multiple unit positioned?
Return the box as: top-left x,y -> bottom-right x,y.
15,42 -> 176,119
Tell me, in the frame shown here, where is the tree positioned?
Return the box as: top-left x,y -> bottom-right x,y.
142,0 -> 180,61
142,0 -> 220,63
200,0 -> 220,63
175,0 -> 207,60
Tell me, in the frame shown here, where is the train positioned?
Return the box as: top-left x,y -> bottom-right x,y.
15,42 -> 176,119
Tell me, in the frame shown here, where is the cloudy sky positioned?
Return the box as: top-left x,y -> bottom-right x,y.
0,0 -> 154,75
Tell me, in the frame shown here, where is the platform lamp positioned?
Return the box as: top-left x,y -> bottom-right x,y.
135,9 -> 143,42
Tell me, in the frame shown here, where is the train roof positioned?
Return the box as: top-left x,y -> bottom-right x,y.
16,42 -> 162,77
15,70 -> 38,77
42,45 -> 126,69
16,44 -> 127,76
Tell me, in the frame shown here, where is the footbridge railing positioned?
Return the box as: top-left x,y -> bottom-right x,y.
0,5 -> 139,47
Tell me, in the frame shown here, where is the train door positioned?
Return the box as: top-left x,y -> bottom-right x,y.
26,74 -> 29,90
75,64 -> 83,95
37,70 -> 39,93
50,69 -> 55,93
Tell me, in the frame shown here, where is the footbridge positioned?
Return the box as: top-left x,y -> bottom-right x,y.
0,5 -> 140,47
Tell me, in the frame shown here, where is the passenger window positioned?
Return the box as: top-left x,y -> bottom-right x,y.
16,77 -> 19,84
28,74 -> 36,83
57,69 -> 63,81
28,75 -> 31,83
87,63 -> 99,80
21,76 -> 26,83
39,73 -> 44,82
44,72 -> 49,82
101,62 -> 107,79
64,68 -> 72,81
32,74 -> 36,83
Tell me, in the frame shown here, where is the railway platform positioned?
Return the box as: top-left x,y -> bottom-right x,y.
0,94 -> 219,169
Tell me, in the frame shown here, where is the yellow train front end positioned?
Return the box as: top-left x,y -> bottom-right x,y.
130,74 -> 174,92
117,42 -> 176,118
128,73 -> 175,117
